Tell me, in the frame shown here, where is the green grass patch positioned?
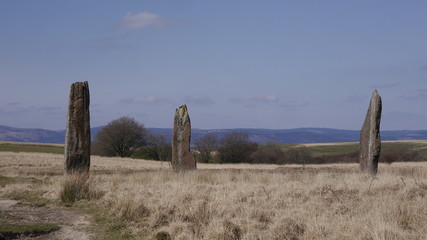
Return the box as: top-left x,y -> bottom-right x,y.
0,223 -> 60,239
277,141 -> 427,158
4,190 -> 51,207
74,201 -> 133,240
307,144 -> 359,157
382,142 -> 426,151
0,143 -> 63,154
277,143 -> 359,157
276,144 -> 299,152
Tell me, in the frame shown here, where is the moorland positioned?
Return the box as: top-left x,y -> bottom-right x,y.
0,142 -> 426,239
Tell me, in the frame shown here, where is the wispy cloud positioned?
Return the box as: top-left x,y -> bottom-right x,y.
230,95 -> 279,106
421,65 -> 427,71
280,101 -> 308,109
346,94 -> 367,103
121,96 -> 171,105
184,96 -> 214,106
370,82 -> 400,89
401,89 -> 427,100
0,104 -> 63,115
117,11 -> 174,31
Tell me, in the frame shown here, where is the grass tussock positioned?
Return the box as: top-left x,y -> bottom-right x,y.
60,173 -> 103,204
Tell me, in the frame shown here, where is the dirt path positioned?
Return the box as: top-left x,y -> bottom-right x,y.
0,199 -> 93,240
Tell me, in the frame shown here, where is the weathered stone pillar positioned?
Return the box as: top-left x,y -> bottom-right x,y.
172,105 -> 196,172
359,90 -> 382,175
65,81 -> 91,174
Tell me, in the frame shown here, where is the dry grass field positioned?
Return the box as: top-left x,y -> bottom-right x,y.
0,151 -> 426,240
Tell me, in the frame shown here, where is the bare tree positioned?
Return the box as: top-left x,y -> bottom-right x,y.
194,135 -> 218,163
146,133 -> 172,162
93,117 -> 148,157
218,132 -> 258,163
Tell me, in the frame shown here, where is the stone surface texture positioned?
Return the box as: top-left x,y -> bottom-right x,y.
359,90 -> 382,175
172,105 -> 196,172
65,81 -> 91,174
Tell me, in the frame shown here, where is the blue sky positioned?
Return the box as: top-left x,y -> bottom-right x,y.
1,1 -> 427,130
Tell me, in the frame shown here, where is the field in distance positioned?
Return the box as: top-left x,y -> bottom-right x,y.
0,141 -> 64,154
2,140 -> 427,159
298,140 -> 427,157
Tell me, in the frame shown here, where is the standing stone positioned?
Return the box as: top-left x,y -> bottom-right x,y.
172,105 -> 196,172
65,81 -> 91,174
359,90 -> 382,175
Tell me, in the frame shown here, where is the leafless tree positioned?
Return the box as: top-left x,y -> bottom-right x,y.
93,117 -> 148,157
146,134 -> 172,162
218,132 -> 258,163
194,135 -> 218,163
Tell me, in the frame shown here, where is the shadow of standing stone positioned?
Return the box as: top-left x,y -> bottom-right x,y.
359,90 -> 382,175
65,81 -> 91,174
172,105 -> 196,172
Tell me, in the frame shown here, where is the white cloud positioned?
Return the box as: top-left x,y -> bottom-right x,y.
117,11 -> 172,31
230,95 -> 279,105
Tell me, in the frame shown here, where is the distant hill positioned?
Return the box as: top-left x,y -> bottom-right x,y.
1,125 -> 427,144
0,125 -> 64,144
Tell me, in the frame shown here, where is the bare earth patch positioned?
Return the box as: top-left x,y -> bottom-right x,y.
0,199 -> 93,240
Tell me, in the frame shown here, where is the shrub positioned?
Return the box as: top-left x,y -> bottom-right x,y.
312,152 -> 359,164
132,135 -> 172,162
251,145 -> 285,164
380,146 -> 425,164
284,146 -> 312,166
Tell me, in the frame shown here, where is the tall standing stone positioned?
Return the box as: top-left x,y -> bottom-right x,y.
359,90 -> 382,175
65,81 -> 91,174
172,105 -> 196,172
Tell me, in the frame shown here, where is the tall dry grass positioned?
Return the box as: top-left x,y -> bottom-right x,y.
0,151 -> 426,239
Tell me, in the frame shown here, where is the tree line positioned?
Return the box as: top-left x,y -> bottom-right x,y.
92,116 -> 426,164
91,116 -> 312,164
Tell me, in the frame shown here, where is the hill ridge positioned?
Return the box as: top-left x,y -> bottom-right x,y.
2,125 -> 427,144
